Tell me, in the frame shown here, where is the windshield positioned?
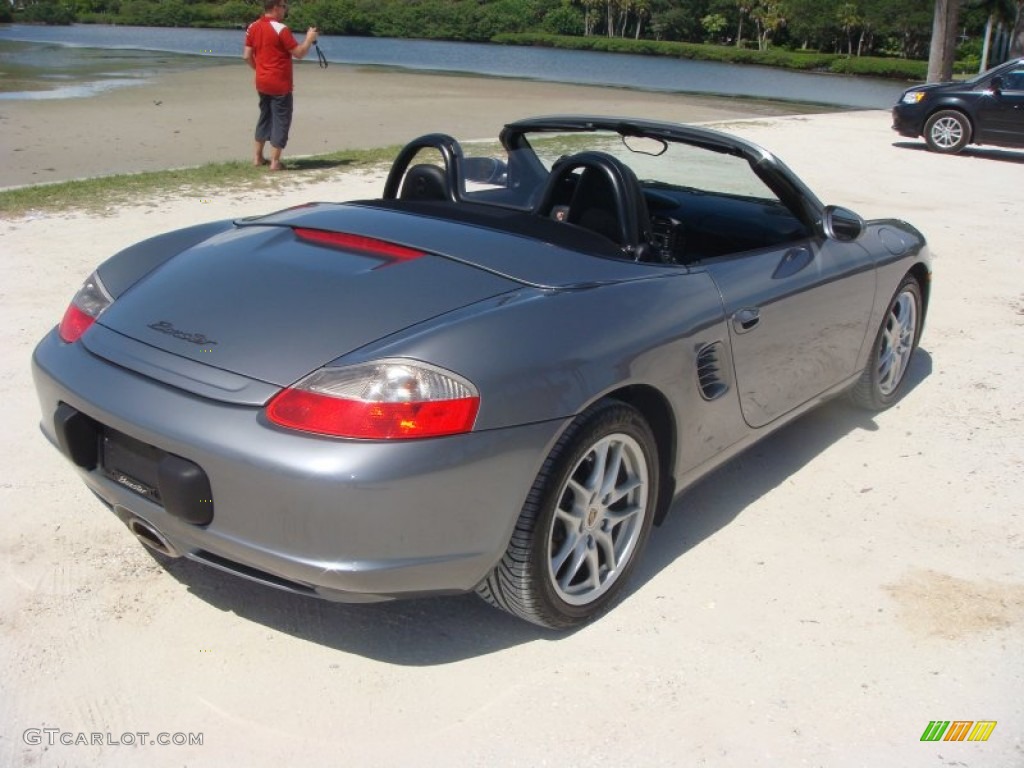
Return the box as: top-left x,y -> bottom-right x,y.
963,56 -> 1024,86
382,119 -> 813,263
459,129 -> 782,210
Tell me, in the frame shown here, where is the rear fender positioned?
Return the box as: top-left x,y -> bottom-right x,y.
97,220 -> 236,297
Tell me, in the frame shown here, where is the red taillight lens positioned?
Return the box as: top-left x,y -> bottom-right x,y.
58,271 -> 113,343
268,390 -> 479,439
266,360 -> 480,439
59,304 -> 96,343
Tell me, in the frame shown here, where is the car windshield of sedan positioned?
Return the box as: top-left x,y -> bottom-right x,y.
962,56 -> 1024,87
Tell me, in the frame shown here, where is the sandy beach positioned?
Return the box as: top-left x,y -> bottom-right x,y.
0,60 -> 822,189
0,63 -> 1022,767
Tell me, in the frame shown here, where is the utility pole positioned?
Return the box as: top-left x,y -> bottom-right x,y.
927,0 -> 962,82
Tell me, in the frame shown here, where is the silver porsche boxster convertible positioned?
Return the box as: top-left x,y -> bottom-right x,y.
32,116 -> 931,628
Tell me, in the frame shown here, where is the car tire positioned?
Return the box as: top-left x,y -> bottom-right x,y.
923,110 -> 971,154
476,399 -> 658,629
849,275 -> 923,411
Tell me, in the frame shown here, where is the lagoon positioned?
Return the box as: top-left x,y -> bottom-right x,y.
0,24 -> 905,108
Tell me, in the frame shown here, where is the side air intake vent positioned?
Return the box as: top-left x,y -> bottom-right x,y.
696,342 -> 729,401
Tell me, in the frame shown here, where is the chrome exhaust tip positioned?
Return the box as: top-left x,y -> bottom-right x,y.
126,516 -> 181,559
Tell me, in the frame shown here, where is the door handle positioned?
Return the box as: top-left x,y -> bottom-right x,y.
733,308 -> 760,334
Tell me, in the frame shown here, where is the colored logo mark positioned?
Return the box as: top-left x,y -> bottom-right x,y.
920,720 -> 997,742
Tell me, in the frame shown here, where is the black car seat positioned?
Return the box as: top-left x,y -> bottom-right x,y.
535,151 -> 652,255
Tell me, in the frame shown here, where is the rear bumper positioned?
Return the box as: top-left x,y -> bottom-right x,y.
32,329 -> 565,602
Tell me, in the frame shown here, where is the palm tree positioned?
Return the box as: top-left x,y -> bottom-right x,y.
1010,0 -> 1024,57
974,0 -> 1018,70
751,0 -> 786,50
836,2 -> 863,56
576,0 -> 602,36
632,0 -> 650,38
927,0 -> 962,82
735,1 -> 753,47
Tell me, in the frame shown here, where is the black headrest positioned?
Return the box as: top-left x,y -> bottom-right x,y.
399,164 -> 450,202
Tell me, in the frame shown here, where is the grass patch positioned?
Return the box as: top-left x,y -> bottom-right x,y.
0,145 -> 400,219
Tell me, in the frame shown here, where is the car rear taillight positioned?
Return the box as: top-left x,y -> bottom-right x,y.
58,271 -> 113,343
266,360 -> 480,439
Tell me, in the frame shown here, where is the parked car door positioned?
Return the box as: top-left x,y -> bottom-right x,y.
700,237 -> 875,429
976,68 -> 1024,146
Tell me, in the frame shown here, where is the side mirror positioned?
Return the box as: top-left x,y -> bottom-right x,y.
990,75 -> 1004,94
822,205 -> 865,242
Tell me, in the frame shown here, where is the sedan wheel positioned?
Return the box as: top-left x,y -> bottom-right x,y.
924,110 -> 971,154
477,400 -> 658,629
850,275 -> 923,410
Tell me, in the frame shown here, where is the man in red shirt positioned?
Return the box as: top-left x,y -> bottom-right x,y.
243,1 -> 318,170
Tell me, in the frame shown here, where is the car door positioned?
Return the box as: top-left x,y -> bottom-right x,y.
976,68 -> 1024,146
700,236 -> 875,429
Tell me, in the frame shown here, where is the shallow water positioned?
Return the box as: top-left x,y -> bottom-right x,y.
0,24 -> 906,107
0,39 -> 231,99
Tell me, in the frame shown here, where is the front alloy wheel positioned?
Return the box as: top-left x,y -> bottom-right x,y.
876,289 -> 918,396
924,110 -> 971,154
850,274 -> 923,410
477,400 -> 658,629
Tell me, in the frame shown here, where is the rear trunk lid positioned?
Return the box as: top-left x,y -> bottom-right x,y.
94,218 -> 517,387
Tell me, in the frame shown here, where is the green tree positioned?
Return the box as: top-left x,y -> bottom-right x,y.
860,0 -> 931,59
18,0 -> 78,24
701,12 -> 728,42
1012,1 -> 1024,56
650,0 -> 709,42
543,1 -> 586,34
734,0 -> 752,46
631,0 -> 651,37
836,2 -> 862,55
70,0 -> 121,12
969,0 -> 1018,68
219,0 -> 261,27
751,0 -> 786,49
474,0 -> 542,38
10,0 -> 967,65
576,0 -> 603,36
784,0 -> 831,50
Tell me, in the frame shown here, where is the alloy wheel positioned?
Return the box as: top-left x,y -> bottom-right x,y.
546,432 -> 649,606
877,289 -> 918,395
930,116 -> 964,150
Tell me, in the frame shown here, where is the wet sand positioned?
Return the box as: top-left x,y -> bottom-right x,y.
0,59 -> 825,188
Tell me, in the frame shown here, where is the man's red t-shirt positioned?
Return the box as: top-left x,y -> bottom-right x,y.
245,15 -> 298,96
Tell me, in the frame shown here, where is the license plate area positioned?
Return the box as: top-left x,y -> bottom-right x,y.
101,428 -> 164,505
